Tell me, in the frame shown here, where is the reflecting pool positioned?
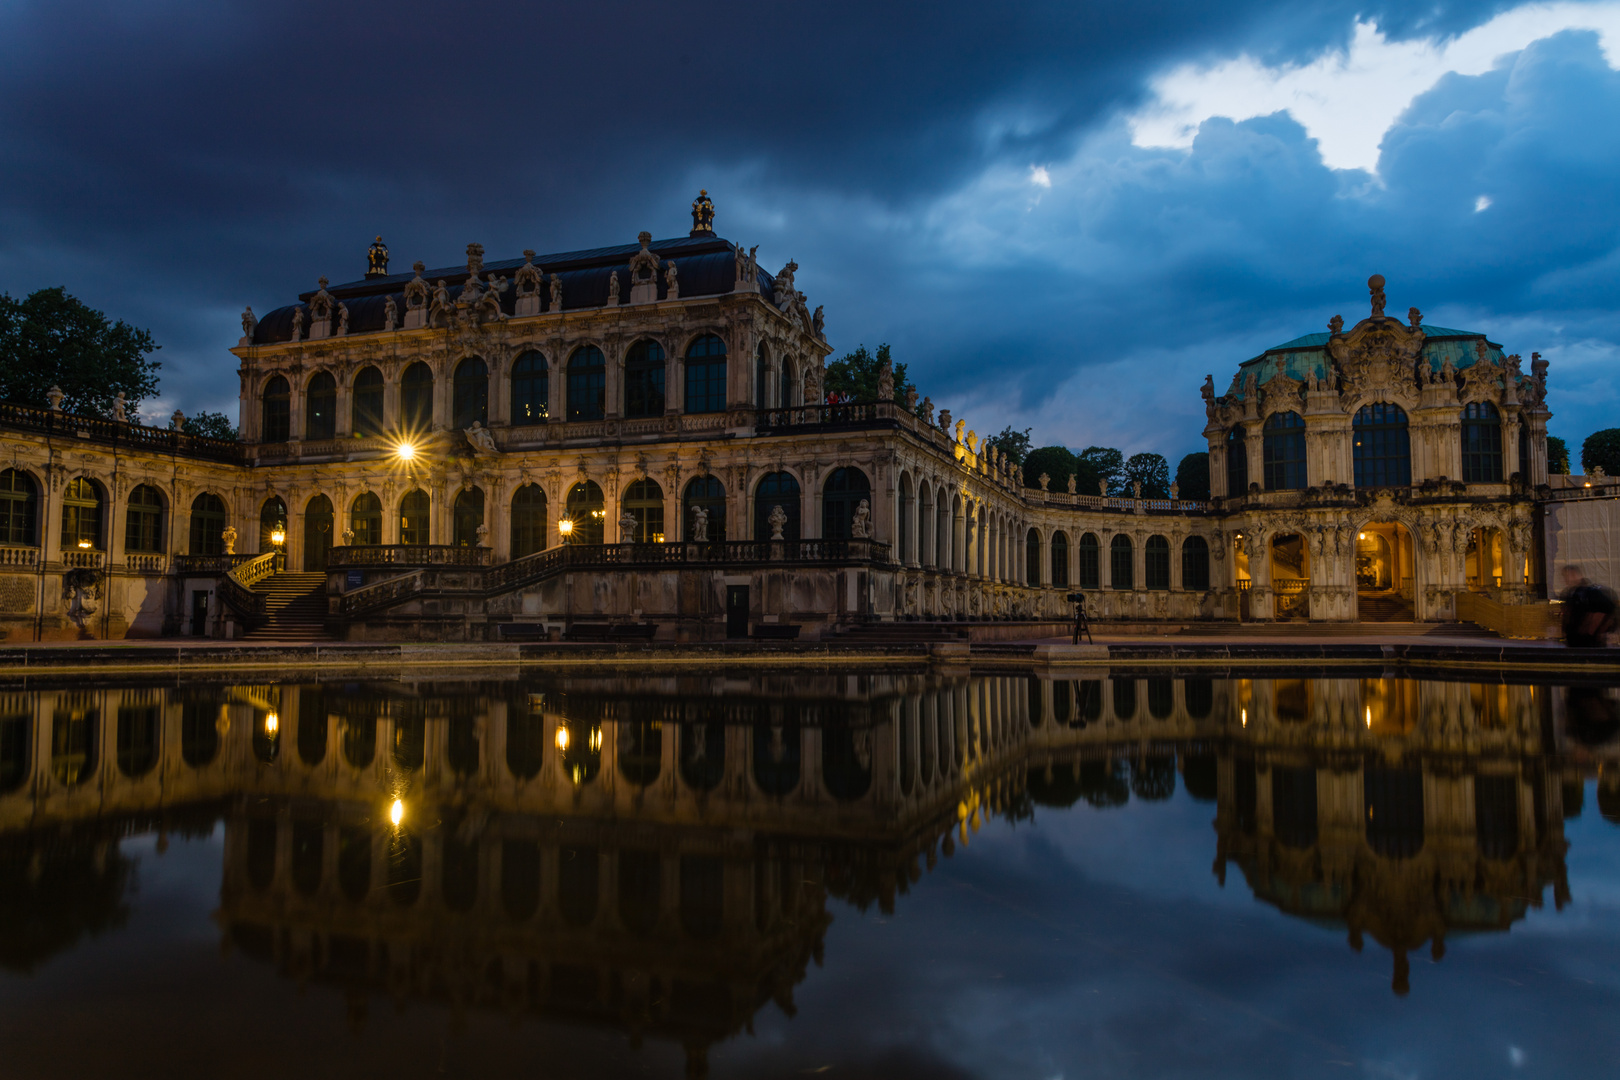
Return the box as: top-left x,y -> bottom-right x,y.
1,671 -> 1617,1078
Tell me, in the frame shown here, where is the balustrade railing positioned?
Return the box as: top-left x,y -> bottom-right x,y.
125,553 -> 167,574
334,570 -> 427,617
218,551 -> 280,623
61,549 -> 105,570
328,544 -> 493,568
0,400 -> 243,463
173,553 -> 259,575
0,546 -> 38,567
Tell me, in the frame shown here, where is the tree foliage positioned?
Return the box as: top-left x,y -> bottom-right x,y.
824,343 -> 913,405
183,410 -> 238,442
1175,452 -> 1210,501
1581,429 -> 1620,475
1548,436 -> 1570,474
0,287 -> 161,420
986,426 -> 1032,466
1023,445 -> 1078,490
1076,446 -> 1125,496
1123,452 -> 1171,498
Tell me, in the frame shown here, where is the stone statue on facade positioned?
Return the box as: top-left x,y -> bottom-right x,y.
904,386 -> 918,411
812,305 -> 825,337
954,419 -> 966,444
549,274 -> 563,312
1038,472 -> 1050,491
619,510 -> 637,541
478,274 -> 506,322
850,499 -> 870,538
171,409 -> 186,431
773,261 -> 798,312
383,295 -> 398,331
1099,478 -> 1108,496
429,280 -> 452,326
919,396 -> 933,425
1368,274 -> 1386,318
465,421 -> 498,454
336,303 -> 349,336
222,525 -> 237,555
1170,481 -> 1179,500
61,568 -> 101,634
607,271 -> 620,305
240,306 -> 256,344
475,523 -> 489,547
1408,306 -> 1422,331
288,307 -> 303,342
665,259 -> 680,300
768,504 -> 788,541
1328,314 -> 1343,336
1067,474 -> 1077,495
112,392 -> 127,423
404,262 -> 428,312
937,408 -> 950,431
877,357 -> 895,401
466,242 -> 484,276
1200,374 -> 1215,416
690,504 -> 710,542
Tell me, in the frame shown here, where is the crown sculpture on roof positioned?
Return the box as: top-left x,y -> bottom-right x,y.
366,236 -> 389,277
690,189 -> 715,235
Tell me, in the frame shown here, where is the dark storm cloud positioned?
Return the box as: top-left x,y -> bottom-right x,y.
0,0 -> 1590,439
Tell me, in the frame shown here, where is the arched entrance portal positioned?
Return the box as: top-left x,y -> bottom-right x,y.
1268,533 -> 1310,620
1356,522 -> 1415,622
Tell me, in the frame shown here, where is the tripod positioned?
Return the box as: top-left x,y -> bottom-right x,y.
1067,592 -> 1093,644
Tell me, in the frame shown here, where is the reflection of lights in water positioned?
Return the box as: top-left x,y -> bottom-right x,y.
1241,708 -> 1247,727
555,725 -> 570,751
590,726 -> 602,752
390,799 -> 404,826
264,712 -> 279,735
1366,705 -> 1373,728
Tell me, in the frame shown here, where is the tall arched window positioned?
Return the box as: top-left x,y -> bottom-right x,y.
621,479 -> 664,543
1225,426 -> 1249,495
124,484 -> 163,554
349,492 -> 382,545
563,481 -> 604,544
0,469 -> 39,547
1145,535 -> 1170,589
510,484 -> 547,558
1262,411 -> 1306,490
452,487 -> 485,547
1352,402 -> 1410,487
305,372 -> 336,440
623,340 -> 665,418
1182,535 -> 1210,590
1462,401 -> 1504,483
683,476 -> 726,543
822,467 -> 871,540
61,478 -> 103,550
259,497 -> 287,553
755,472 -> 801,541
567,346 -> 606,422
1078,532 -> 1100,589
1026,529 -> 1042,586
452,357 -> 489,429
510,351 -> 548,425
303,494 -> 333,571
401,362 -> 434,430
352,366 -> 384,437
1110,534 -> 1133,590
261,376 -> 290,442
399,489 -> 430,545
1050,531 -> 1069,587
189,493 -> 227,555
684,334 -> 727,414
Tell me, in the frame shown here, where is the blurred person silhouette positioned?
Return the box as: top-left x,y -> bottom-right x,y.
1559,565 -> 1616,648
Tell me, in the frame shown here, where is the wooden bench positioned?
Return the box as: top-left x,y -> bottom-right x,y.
751,623 -> 801,640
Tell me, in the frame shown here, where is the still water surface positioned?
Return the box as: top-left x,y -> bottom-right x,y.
0,671 -> 1617,1078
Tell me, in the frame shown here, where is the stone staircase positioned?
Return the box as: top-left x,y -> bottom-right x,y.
240,572 -> 332,641
1358,594 -> 1416,622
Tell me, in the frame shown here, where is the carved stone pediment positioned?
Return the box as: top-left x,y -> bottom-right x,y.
1328,316 -> 1424,410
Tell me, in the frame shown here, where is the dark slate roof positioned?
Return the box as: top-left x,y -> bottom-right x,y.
1224,319 -> 1515,401
250,235 -> 776,345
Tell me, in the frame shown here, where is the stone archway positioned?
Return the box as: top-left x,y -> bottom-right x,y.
1268,532 -> 1311,621
1354,521 -> 1416,622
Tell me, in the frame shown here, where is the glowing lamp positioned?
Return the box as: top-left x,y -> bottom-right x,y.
558,518 -> 574,537
396,442 -> 416,462
270,528 -> 286,546
76,538 -> 92,550
390,798 -> 404,826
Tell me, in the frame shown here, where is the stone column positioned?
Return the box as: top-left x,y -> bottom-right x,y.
335,380 -> 353,438
604,341 -> 622,420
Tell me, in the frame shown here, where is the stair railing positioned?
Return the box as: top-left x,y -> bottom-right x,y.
218,551 -> 281,625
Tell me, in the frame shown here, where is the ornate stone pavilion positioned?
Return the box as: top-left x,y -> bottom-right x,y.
0,194 -> 1558,639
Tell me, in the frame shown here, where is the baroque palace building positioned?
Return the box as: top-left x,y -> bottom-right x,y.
0,195 -> 1556,640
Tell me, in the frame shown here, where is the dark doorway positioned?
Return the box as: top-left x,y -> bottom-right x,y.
304,495 -> 334,571
190,591 -> 209,636
726,585 -> 749,639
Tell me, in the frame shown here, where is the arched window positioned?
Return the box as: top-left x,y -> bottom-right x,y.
349,492 -> 381,545
116,698 -> 160,777
399,489 -> 430,545
755,472 -> 801,541
684,334 -> 727,414
683,476 -> 726,543
1462,401 -> 1504,483
305,372 -> 336,440
0,469 -> 39,547
821,467 -> 871,540
1078,532 -> 1100,589
1352,402 -> 1410,487
780,358 -> 796,409
124,484 -> 163,554
352,366 -> 384,438
563,481 -> 604,544
1145,534 -> 1170,589
1050,531 -> 1069,587
261,376 -> 290,442
61,478 -> 103,550
623,340 -> 666,418
1182,535 -> 1210,590
1110,534 -> 1133,590
567,346 -> 606,422
510,484 -> 547,558
622,479 -> 664,543
401,362 -> 433,431
1225,426 -> 1249,495
1262,411 -> 1306,490
452,357 -> 489,429
510,351 -> 548,425
1026,529 -> 1042,586
188,493 -> 227,555
259,497 -> 287,553
453,488 -> 485,547
303,494 -> 333,571
755,343 -> 768,409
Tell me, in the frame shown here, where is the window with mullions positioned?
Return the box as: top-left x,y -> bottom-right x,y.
1145,535 -> 1170,589
189,493 -> 227,555
510,351 -> 548,425
510,484 -> 547,557
1051,531 -> 1069,587
1352,402 -> 1411,488
401,363 -> 433,430
754,472 -> 801,541
1226,426 -> 1249,495
683,476 -> 726,542
0,469 -> 38,547
399,489 -> 430,545
1461,401 -> 1504,483
821,467 -> 871,540
452,488 -> 485,547
621,479 -> 664,543
349,492 -> 382,546
1110,534 -> 1133,589
1262,411 -> 1307,490
1077,532 -> 1100,588
60,478 -> 102,550
352,366 -> 384,437
261,376 -> 290,442
684,335 -> 727,414
567,346 -> 606,422
1026,529 -> 1042,586
452,357 -> 489,429
305,372 -> 336,440
624,340 -> 665,418
564,481 -> 604,544
1181,535 -> 1210,590
124,484 -> 164,554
